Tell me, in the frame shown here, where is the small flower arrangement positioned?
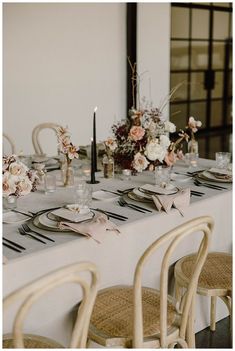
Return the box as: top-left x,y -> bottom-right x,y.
56,126 -> 79,186
186,116 -> 202,140
2,155 -> 39,198
104,137 -> 118,157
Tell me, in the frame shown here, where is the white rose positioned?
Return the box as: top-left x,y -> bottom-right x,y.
9,161 -> 28,177
160,135 -> 171,149
17,177 -> 32,196
133,152 -> 149,172
145,139 -> 166,162
2,172 -> 17,197
164,121 -> 176,133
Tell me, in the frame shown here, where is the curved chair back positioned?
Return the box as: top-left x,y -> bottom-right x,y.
3,133 -> 16,155
32,123 -> 61,155
133,216 -> 214,348
3,262 -> 99,348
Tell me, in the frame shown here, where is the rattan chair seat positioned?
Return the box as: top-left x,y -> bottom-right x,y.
3,333 -> 63,348
179,252 -> 232,293
89,285 -> 178,343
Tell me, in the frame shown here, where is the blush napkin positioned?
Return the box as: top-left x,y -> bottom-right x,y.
152,188 -> 190,216
58,212 -> 120,244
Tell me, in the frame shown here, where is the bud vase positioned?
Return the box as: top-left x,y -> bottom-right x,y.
103,155 -> 114,179
61,163 -> 74,187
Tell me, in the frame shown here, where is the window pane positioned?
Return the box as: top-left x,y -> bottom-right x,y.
212,42 -> 225,69
171,41 -> 189,70
212,72 -> 223,98
198,137 -> 207,158
190,72 -> 207,100
170,103 -> 188,130
189,102 -> 206,128
171,7 -> 189,38
211,100 -> 223,126
170,73 -> 188,101
213,11 -> 230,40
192,9 -> 209,39
209,135 -> 223,158
191,41 -> 208,69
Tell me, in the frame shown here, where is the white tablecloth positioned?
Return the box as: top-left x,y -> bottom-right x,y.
3,159 -> 232,346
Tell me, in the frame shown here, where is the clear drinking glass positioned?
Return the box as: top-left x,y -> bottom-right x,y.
215,152 -> 231,169
44,173 -> 56,194
154,166 -> 172,188
184,153 -> 199,167
74,182 -> 92,209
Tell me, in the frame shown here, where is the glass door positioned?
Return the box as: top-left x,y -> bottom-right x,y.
170,3 -> 232,158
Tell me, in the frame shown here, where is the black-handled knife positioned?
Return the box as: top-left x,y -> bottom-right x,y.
3,237 -> 26,250
3,242 -> 21,253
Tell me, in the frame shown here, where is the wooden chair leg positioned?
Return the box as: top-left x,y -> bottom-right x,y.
210,296 -> 217,331
186,297 -> 196,348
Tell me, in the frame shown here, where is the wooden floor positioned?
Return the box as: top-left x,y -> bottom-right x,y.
195,317 -> 232,348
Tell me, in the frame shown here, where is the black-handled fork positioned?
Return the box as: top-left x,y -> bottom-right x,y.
22,223 -> 55,242
18,228 -> 47,244
120,198 -> 152,213
118,200 -> 146,213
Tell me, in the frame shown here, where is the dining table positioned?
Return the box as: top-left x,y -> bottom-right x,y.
3,158 -> 232,347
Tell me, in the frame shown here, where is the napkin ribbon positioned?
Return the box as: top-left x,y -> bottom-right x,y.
152,188 -> 190,216
58,212 -> 120,244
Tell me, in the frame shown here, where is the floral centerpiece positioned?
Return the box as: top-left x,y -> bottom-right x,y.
106,60 -> 203,173
56,126 -> 79,186
2,155 -> 39,199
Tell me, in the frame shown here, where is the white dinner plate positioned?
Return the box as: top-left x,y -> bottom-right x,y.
33,211 -> 71,232
92,190 -> 119,201
171,173 -> 191,182
127,189 -> 152,203
139,183 -> 178,196
3,211 -> 30,224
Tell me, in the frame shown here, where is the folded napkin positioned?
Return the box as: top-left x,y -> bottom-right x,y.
58,212 -> 120,244
152,188 -> 190,216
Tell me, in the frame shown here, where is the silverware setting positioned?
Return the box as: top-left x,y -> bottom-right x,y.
3,242 -> 22,253
11,209 -> 33,218
21,223 -> 55,242
118,198 -> 149,213
3,237 -> 26,251
18,227 -> 47,244
194,179 -> 227,190
101,189 -> 120,196
120,197 -> 152,213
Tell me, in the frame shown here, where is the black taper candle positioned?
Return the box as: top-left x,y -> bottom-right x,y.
93,107 -> 98,172
87,138 -> 99,184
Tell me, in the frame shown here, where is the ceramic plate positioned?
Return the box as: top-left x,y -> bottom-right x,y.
51,207 -> 93,223
171,173 -> 191,182
139,183 -> 178,196
92,190 -> 119,201
127,190 -> 152,203
197,171 -> 232,183
3,211 -> 30,224
33,211 -> 71,232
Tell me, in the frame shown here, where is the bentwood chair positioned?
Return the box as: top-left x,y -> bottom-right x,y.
32,123 -> 61,155
3,262 -> 99,348
3,133 -> 16,154
175,252 -> 232,332
88,216 -> 214,348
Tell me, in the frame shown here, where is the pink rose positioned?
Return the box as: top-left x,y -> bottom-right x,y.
129,126 -> 145,141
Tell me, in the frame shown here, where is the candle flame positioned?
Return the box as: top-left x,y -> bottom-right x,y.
91,137 -> 93,142
94,106 -> 98,113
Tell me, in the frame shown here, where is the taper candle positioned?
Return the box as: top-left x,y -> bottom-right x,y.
93,106 -> 98,172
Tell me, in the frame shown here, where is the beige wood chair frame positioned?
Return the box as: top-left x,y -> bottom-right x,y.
175,252 -> 232,332
88,216 -> 214,348
32,123 -> 61,155
3,262 -> 99,348
3,133 -> 16,154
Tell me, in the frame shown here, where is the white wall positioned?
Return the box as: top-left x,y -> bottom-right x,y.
3,3 -> 171,155
3,3 -> 126,155
137,3 -> 170,118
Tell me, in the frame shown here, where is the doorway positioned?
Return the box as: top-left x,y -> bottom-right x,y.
170,3 -> 232,158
